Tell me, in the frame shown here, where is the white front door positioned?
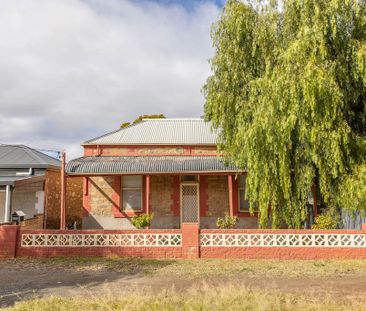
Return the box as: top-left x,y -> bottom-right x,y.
180,183 -> 199,224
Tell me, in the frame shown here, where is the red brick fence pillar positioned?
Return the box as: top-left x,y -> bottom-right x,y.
0,225 -> 19,258
182,223 -> 199,259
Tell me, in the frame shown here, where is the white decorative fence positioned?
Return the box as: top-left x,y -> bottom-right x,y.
21,233 -> 182,247
200,233 -> 366,247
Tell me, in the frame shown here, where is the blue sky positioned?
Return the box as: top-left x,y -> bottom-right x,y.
0,0 -> 222,159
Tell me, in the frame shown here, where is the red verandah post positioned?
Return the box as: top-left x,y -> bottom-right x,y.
228,175 -> 234,217
60,151 -> 66,230
145,174 -> 150,229
145,175 -> 150,215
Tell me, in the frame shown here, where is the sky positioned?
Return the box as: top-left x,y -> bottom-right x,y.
0,0 -> 223,159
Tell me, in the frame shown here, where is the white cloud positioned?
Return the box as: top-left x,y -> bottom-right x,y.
0,0 -> 219,159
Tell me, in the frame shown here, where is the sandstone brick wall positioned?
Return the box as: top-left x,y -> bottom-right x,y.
191,146 -> 218,156
206,176 -> 229,217
84,145 -> 218,156
67,176 -> 83,225
87,176 -> 176,216
19,214 -> 44,229
89,176 -> 115,216
44,170 -> 60,228
99,147 -> 184,156
45,169 -> 83,229
150,175 -> 174,216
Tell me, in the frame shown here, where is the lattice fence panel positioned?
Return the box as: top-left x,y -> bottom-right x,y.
200,233 -> 366,248
21,233 -> 182,247
181,185 -> 198,223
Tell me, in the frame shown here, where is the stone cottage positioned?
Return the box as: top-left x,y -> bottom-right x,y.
66,119 -> 260,229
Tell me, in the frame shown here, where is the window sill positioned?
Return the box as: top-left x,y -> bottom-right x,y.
237,211 -> 259,217
113,211 -> 144,218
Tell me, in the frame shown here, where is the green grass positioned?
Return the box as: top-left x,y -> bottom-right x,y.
2,257 -> 366,278
5,285 -> 366,311
2,258 -> 366,310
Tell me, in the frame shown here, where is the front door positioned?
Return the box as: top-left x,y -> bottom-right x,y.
180,183 -> 199,224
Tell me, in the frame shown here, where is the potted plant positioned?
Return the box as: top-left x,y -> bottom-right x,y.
216,213 -> 238,229
131,213 -> 154,229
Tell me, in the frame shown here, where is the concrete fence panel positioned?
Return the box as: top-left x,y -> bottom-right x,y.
1,224 -> 366,259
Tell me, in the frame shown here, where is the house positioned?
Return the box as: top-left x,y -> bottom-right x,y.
0,145 -> 83,228
66,118 -> 259,229
0,145 -> 61,227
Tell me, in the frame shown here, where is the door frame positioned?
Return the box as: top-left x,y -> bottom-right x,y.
180,182 -> 200,226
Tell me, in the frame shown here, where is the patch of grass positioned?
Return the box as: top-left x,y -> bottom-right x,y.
0,257 -> 173,274
152,259 -> 366,278
2,257 -> 366,278
5,285 -> 366,311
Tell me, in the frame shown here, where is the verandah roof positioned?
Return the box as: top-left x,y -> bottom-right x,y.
66,156 -> 240,175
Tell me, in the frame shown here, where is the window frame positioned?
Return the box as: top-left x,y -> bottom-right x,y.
121,175 -> 143,212
237,175 -> 255,213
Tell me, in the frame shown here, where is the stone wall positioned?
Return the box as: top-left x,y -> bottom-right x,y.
206,176 -> 229,217
202,175 -> 258,229
89,176 -> 115,216
150,175 -> 173,216
19,214 -> 44,229
83,175 -> 179,229
150,175 -> 179,229
45,169 -> 83,229
82,174 -> 255,230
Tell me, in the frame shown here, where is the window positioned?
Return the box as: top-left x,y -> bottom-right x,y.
121,176 -> 142,211
238,175 -> 258,212
238,175 -> 250,212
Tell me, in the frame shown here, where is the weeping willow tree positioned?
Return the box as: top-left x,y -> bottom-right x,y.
204,0 -> 366,228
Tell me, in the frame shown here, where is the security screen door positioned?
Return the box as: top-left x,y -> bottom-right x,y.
181,184 -> 199,223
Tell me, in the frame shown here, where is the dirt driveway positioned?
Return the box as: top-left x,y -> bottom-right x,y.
1,258 -> 366,308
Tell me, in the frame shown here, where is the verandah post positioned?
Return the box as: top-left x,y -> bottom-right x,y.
145,175 -> 150,215
4,184 -> 12,223
145,175 -> 150,229
228,175 -> 234,217
60,151 -> 66,230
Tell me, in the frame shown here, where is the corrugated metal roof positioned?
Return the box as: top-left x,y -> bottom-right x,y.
82,119 -> 219,145
66,156 -> 239,175
0,145 -> 61,169
0,175 -> 45,186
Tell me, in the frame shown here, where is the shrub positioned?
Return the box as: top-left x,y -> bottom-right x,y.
312,214 -> 337,230
131,213 -> 154,229
216,213 -> 238,229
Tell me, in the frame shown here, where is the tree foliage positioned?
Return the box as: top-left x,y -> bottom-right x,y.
338,164 -> 366,213
204,0 -> 366,228
120,114 -> 165,128
312,213 -> 338,229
